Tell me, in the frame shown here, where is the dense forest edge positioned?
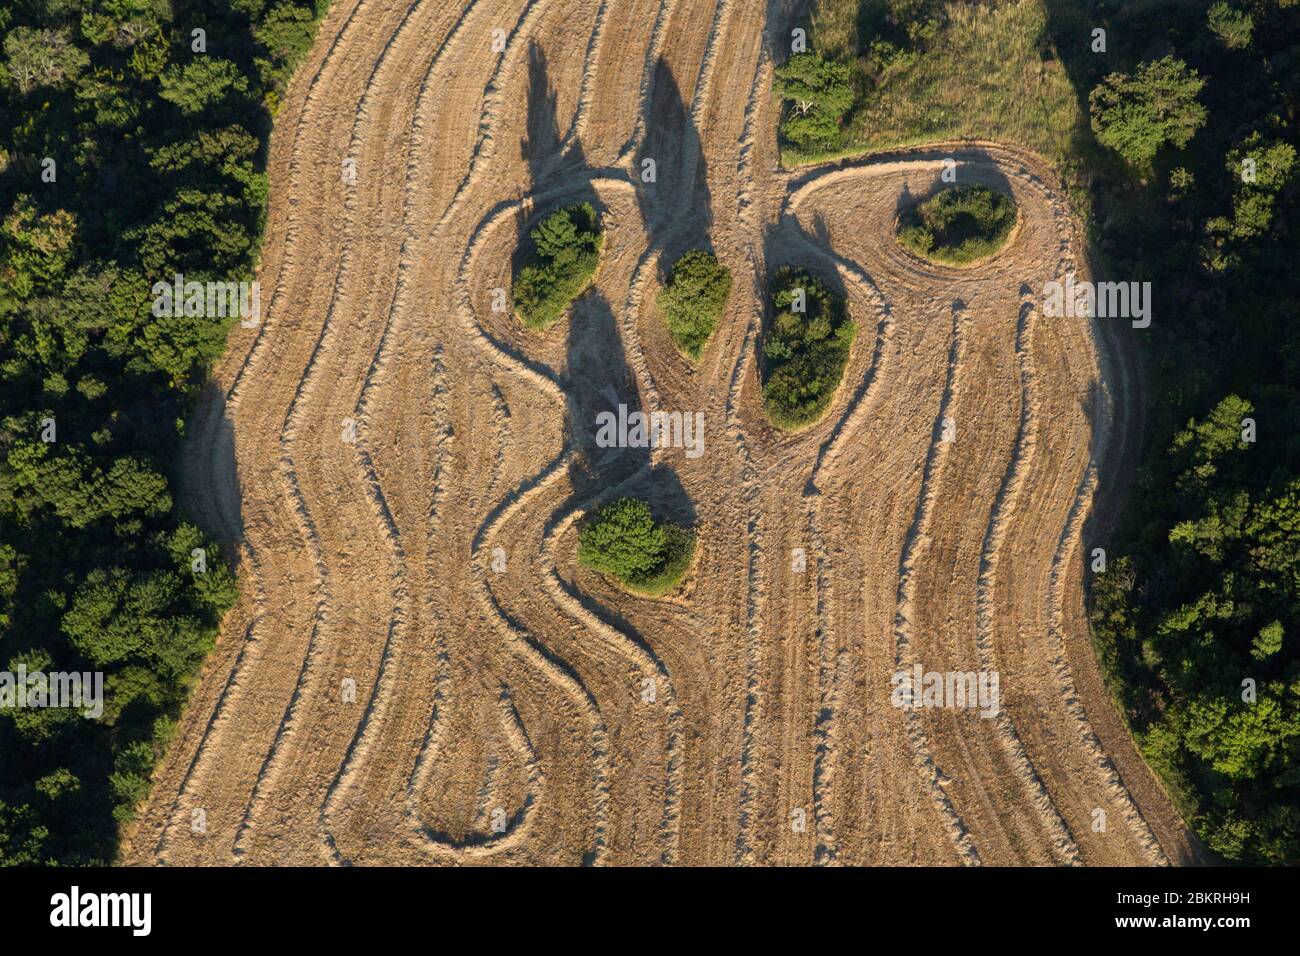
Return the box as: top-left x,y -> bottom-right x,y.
0,0 -> 330,865
777,0 -> 1300,864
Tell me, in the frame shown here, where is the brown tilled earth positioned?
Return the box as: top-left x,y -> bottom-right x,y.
121,0 -> 1199,865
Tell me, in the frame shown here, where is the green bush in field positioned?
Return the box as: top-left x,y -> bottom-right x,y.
577,497 -> 694,596
761,267 -> 856,429
897,185 -> 1017,265
774,53 -> 855,152
512,202 -> 603,330
657,249 -> 732,359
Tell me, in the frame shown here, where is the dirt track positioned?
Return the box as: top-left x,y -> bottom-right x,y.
121,0 -> 1197,865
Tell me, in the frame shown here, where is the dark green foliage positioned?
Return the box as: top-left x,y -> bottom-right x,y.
761,267 -> 856,429
577,497 -> 694,596
656,249 -> 732,359
2,26 -> 89,95
1089,57 -> 1208,166
897,185 -> 1017,265
774,52 -> 855,152
0,0 -> 327,865
512,202 -> 603,330
1207,2 -> 1254,50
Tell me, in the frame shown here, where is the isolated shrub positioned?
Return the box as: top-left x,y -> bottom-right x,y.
761,267 -> 856,429
1089,57 -> 1207,166
897,184 -> 1017,265
513,202 -> 603,329
578,497 -> 694,595
657,249 -> 732,359
775,53 -> 854,152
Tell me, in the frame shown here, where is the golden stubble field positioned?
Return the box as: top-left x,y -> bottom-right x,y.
121,0 -> 1197,866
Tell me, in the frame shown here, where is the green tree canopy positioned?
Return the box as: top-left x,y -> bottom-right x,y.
657,249 -> 732,359
775,53 -> 855,152
1090,57 -> 1207,165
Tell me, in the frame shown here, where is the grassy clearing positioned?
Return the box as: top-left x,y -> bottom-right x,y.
657,249 -> 733,359
762,267 -> 856,430
897,184 -> 1018,265
512,202 -> 603,330
781,1 -> 1089,207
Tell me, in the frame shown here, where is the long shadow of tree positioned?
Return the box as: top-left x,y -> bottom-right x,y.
520,42 -> 695,553
636,57 -> 715,295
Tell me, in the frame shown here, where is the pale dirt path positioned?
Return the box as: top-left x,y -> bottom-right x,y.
121,0 -> 1193,866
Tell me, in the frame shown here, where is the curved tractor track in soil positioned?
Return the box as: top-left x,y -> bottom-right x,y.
122,0 -> 1197,865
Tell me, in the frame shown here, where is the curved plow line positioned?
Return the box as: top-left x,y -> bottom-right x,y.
400,349 -> 542,859
892,304 -> 982,866
388,354 -> 539,861
726,250 -> 765,864
679,0 -> 732,188
617,245 -> 666,412
454,189 -> 660,863
744,220 -> 895,866
805,508 -> 840,864
435,0 -> 554,231
790,241 -> 895,866
735,0 -> 781,226
775,227 -> 892,493
1045,460 -> 1168,866
995,157 -> 1168,866
540,458 -> 688,864
320,0 -> 521,863
408,685 -> 546,859
235,0 -> 444,864
973,296 -> 1082,866
553,0 -> 612,159
155,0 -> 398,862
222,0 -> 371,418
152,615 -> 258,861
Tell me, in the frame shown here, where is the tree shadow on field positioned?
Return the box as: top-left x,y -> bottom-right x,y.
637,57 -> 714,286
511,40 -> 600,279
521,40 -> 587,181
179,381 -> 246,567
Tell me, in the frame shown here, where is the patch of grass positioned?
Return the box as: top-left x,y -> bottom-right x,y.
512,202 -> 603,330
762,267 -> 856,430
577,497 -> 695,596
657,249 -> 733,359
897,184 -> 1018,265
782,1 -> 1089,211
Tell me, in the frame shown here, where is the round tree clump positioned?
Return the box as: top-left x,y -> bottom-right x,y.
512,202 -> 603,329
897,185 -> 1017,266
577,497 -> 695,596
657,249 -> 732,359
761,267 -> 856,430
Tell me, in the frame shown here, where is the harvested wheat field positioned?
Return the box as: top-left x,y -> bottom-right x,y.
120,0 -> 1197,866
